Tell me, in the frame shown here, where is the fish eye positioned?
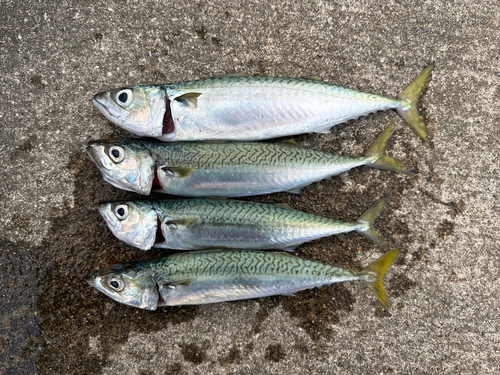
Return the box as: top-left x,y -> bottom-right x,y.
108,146 -> 125,163
114,204 -> 129,220
108,277 -> 125,292
115,89 -> 133,107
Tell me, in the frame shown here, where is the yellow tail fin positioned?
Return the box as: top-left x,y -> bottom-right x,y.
356,197 -> 388,248
364,121 -> 407,172
363,249 -> 400,308
397,64 -> 434,145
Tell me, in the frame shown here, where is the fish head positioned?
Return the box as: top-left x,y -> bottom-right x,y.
86,139 -> 155,195
98,201 -> 158,250
93,86 -> 166,137
87,265 -> 159,310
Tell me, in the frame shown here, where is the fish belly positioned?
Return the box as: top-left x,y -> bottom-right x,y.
171,85 -> 399,141
158,165 -> 337,197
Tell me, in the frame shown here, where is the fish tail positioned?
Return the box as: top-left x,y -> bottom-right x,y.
364,121 -> 407,172
396,64 -> 434,144
356,197 -> 387,248
362,249 -> 400,308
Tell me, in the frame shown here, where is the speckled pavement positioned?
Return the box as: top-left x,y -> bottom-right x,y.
1,1 -> 499,374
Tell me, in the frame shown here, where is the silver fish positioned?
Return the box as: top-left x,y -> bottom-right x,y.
87,248 -> 400,310
86,121 -> 405,197
93,65 -> 433,143
98,198 -> 388,251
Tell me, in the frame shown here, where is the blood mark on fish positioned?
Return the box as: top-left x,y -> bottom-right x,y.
162,96 -> 175,135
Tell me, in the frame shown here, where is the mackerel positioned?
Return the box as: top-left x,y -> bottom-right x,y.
93,65 -> 433,143
98,198 -> 388,251
87,249 -> 400,310
87,121 -> 405,196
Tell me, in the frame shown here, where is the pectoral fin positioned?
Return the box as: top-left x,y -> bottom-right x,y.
160,166 -> 196,178
175,92 -> 202,108
165,218 -> 197,228
168,278 -> 195,287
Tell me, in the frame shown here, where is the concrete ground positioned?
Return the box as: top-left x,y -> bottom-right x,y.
1,0 -> 499,374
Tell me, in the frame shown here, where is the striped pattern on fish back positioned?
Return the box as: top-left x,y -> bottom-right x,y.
152,199 -> 337,227
147,250 -> 356,281
146,142 -> 351,169
167,76 -> 387,101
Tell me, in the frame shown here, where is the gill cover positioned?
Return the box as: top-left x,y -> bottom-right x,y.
87,266 -> 159,310
93,86 -> 166,137
86,139 -> 155,195
98,201 -> 158,250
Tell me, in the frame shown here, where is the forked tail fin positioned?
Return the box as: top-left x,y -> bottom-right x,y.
364,121 -> 407,172
356,197 -> 387,248
363,249 -> 400,308
397,64 -> 434,145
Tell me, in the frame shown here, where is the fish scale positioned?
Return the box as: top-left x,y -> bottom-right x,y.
152,141 -> 345,168
87,249 -> 400,309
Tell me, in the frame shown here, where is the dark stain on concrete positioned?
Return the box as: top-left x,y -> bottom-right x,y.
437,220 -> 455,238
195,26 -> 207,43
293,339 -> 309,354
164,362 -> 183,375
447,199 -> 465,218
242,120 -> 422,342
10,135 -> 36,160
265,344 -> 286,362
181,342 -> 209,365
388,273 -> 416,298
421,189 -> 465,219
30,76 -> 46,89
137,64 -> 167,81
211,36 -> 222,46
33,152 -> 200,374
218,344 -> 242,366
4,213 -> 31,232
25,107 -> 423,372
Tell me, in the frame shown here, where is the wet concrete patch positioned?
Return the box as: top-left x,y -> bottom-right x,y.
265,343 -> 286,362
30,152 -> 201,374
0,115 -> 426,374
181,341 -> 210,365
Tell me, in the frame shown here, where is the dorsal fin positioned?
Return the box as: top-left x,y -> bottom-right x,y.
302,75 -> 322,81
274,203 -> 294,210
214,73 -> 249,78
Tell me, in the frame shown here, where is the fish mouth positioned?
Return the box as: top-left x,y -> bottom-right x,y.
86,143 -> 108,171
93,97 -> 111,117
93,97 -> 123,122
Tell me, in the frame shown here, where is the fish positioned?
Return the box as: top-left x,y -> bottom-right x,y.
92,65 -> 433,143
98,197 -> 388,251
86,248 -> 400,310
86,121 -> 406,197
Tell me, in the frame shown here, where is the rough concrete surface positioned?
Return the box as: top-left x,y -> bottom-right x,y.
0,0 -> 499,374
